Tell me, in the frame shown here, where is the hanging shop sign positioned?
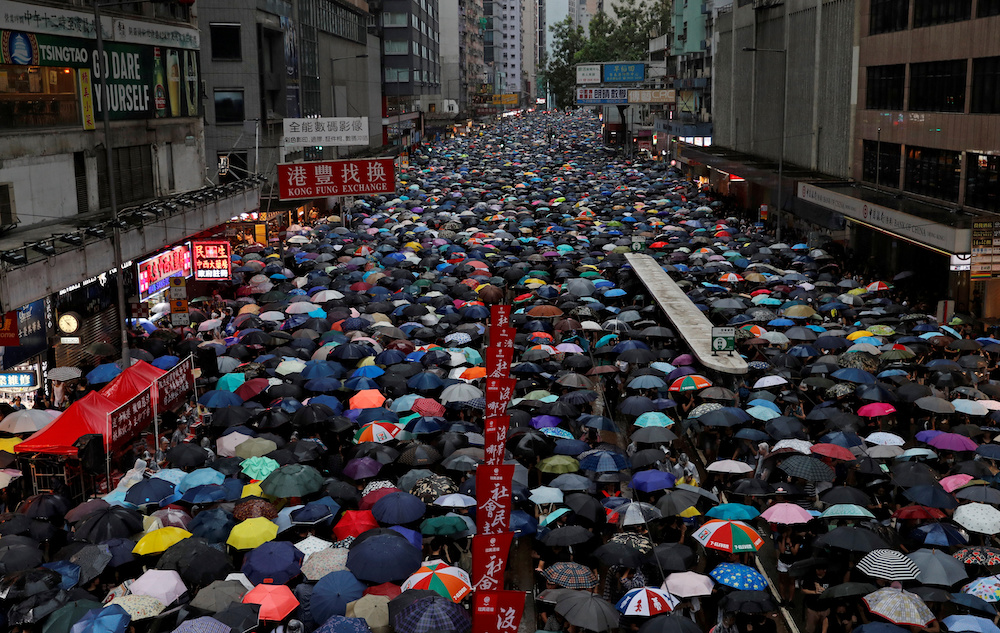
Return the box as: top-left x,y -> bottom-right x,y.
137,244 -> 192,301
282,117 -> 369,147
2,299 -> 49,370
278,158 -> 395,200
575,87 -> 629,105
191,241 -> 232,281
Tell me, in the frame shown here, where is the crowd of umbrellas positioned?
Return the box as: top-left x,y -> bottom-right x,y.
0,110 -> 999,633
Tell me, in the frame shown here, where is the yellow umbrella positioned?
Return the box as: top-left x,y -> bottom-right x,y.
847,330 -> 874,341
0,437 -> 21,453
679,506 -> 702,518
783,305 -> 817,318
132,527 -> 191,555
227,517 -> 278,550
242,482 -> 265,498
847,287 -> 867,295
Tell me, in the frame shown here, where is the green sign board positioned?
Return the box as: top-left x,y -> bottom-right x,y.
711,326 -> 736,353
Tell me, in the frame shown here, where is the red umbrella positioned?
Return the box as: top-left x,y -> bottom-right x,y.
810,443 -> 855,461
334,510 -> 378,540
350,282 -> 373,292
893,505 -> 946,520
365,582 -> 402,599
235,378 -> 270,401
243,583 -> 299,621
412,398 -> 445,418
360,487 -> 400,510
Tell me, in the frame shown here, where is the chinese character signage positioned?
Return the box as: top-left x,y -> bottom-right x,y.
476,464 -> 514,535
576,64 -> 601,84
575,87 -> 629,105
472,532 -> 514,591
278,158 -> 396,200
108,386 -> 153,452
603,63 -> 645,82
486,328 -> 515,378
485,377 -> 515,419
628,89 -> 676,104
489,305 -> 511,329
191,241 -> 232,281
2,299 -> 49,369
137,244 -> 192,301
283,117 -> 370,147
156,355 -> 194,412
491,94 -> 518,106
0,371 -> 37,389
971,219 -> 1000,279
472,591 -> 525,633
0,312 -> 20,346
484,415 -> 509,465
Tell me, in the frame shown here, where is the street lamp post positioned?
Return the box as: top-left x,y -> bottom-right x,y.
743,46 -> 787,242
331,54 -> 370,158
93,0 -> 134,368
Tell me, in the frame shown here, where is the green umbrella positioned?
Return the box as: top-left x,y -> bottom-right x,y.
537,456 -> 580,474
420,515 -> 469,536
260,464 -> 324,498
217,373 -> 247,392
42,600 -> 103,633
240,456 -> 280,481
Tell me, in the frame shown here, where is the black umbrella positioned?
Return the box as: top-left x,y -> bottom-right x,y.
814,526 -> 890,552
157,537 -> 234,587
820,486 -> 872,506
541,525 -> 593,546
563,493 -> 606,524
638,614 -> 702,633
819,582 -> 877,601
165,443 -> 208,469
214,602 -> 261,631
18,493 -> 71,520
721,590 -> 776,614
71,506 -> 143,542
592,542 -> 644,568
0,542 -> 44,573
646,543 -> 697,573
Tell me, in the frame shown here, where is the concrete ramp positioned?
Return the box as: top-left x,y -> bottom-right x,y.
625,253 -> 748,375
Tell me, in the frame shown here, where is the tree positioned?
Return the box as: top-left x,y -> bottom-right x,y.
541,16 -> 586,109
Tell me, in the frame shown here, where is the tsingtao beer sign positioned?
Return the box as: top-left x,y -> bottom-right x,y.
277,158 -> 395,200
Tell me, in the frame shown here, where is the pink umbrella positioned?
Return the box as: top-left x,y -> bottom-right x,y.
663,571 -> 714,598
940,474 -> 974,493
760,503 -> 814,525
928,432 -> 978,452
858,402 -> 896,417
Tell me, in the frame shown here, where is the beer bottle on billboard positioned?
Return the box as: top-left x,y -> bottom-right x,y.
183,50 -> 199,116
167,49 -> 181,117
154,47 -> 167,118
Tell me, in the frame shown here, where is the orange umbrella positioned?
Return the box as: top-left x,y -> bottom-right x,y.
349,389 -> 386,409
334,510 -> 379,540
460,367 -> 486,380
243,583 -> 299,621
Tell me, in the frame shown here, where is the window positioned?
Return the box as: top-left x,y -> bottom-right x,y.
866,65 -> 905,110
214,89 -> 245,124
909,60 -> 966,112
210,24 -> 241,60
383,12 -> 407,26
913,0 -> 971,26
385,68 -> 410,82
0,184 -> 15,226
967,153 -> 1000,212
384,40 -> 407,54
980,0 -> 1000,17
97,145 -> 154,209
0,65 -> 78,129
971,57 -> 1000,114
869,0 -> 909,33
862,140 -> 902,188
904,145 -> 961,202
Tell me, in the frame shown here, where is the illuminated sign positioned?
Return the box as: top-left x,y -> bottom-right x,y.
137,244 -> 191,301
191,241 -> 232,281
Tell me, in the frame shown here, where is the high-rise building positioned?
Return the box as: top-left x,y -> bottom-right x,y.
436,0 -> 484,118
381,0 -> 441,143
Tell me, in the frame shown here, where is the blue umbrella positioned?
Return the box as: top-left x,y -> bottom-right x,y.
199,390 -> 244,408
242,541 -> 304,585
389,526 -> 424,551
124,478 -> 175,505
579,450 -> 629,472
178,468 -> 225,493
309,395 -> 343,413
407,372 -> 444,390
86,363 -> 122,385
346,533 -> 421,583
187,508 -> 235,543
830,368 -> 876,385
42,560 -> 81,590
554,439 -> 590,455
344,376 -> 380,391
301,362 -> 338,379
181,484 -> 229,505
942,616 -> 1000,633
70,604 -> 131,633
952,593 -> 997,615
315,615 -> 373,633
735,428 -> 770,442
853,625 -> 907,633
630,470 -> 676,493
352,365 -> 385,378
152,355 -> 180,370
305,377 -> 343,392
709,563 -> 768,590
911,523 -> 968,546
706,503 -> 760,521
579,415 -> 617,431
311,570 -> 366,622
101,538 -> 135,568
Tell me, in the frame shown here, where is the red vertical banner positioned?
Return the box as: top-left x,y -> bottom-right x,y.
490,305 -> 511,329
483,415 -> 510,465
471,532 -> 514,591
485,377 -> 516,419
487,327 -> 516,378
472,590 -> 526,633
476,464 -> 514,535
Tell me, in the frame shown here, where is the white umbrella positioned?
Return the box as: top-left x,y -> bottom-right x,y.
433,493 -> 477,508
129,569 -> 186,606
197,319 -> 222,332
952,399 -> 989,417
47,367 -> 82,381
663,571 -> 714,598
312,290 -> 344,302
259,311 -> 285,322
865,432 -> 905,446
285,302 -> 320,314
706,459 -> 753,474
0,409 -> 57,434
439,383 -> 483,404
216,431 -> 253,458
954,503 -> 1000,534
528,486 -> 564,505
753,375 -> 788,389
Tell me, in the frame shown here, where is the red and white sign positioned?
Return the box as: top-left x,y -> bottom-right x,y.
156,355 -> 194,412
487,327 -> 515,379
191,241 -> 232,281
0,311 -> 21,346
472,591 -> 525,633
138,244 -> 192,301
472,532 -> 514,591
108,386 -> 154,452
490,305 -> 511,329
277,158 -> 396,200
485,377 -> 515,419
484,415 -> 509,465
476,464 -> 514,535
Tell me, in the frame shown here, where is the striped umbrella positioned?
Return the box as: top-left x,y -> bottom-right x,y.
615,587 -> 678,616
857,549 -> 922,581
864,587 -> 934,627
668,375 -> 713,392
693,520 -> 764,553
353,422 -> 401,444
400,561 -> 472,602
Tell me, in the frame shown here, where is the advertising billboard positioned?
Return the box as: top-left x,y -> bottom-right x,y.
137,244 -> 192,301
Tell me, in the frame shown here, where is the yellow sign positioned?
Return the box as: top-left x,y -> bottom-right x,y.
491,94 -> 518,105
169,276 -> 187,288
627,89 -> 676,104
169,299 -> 189,313
79,69 -> 95,131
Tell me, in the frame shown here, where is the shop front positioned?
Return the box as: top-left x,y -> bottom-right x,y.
0,297 -> 54,407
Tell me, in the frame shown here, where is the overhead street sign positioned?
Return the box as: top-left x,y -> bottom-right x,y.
575,87 -> 628,105
628,89 -> 676,104
576,65 -> 601,84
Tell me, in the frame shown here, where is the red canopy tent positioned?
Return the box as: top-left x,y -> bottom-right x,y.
14,391 -> 119,455
100,360 -> 166,406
